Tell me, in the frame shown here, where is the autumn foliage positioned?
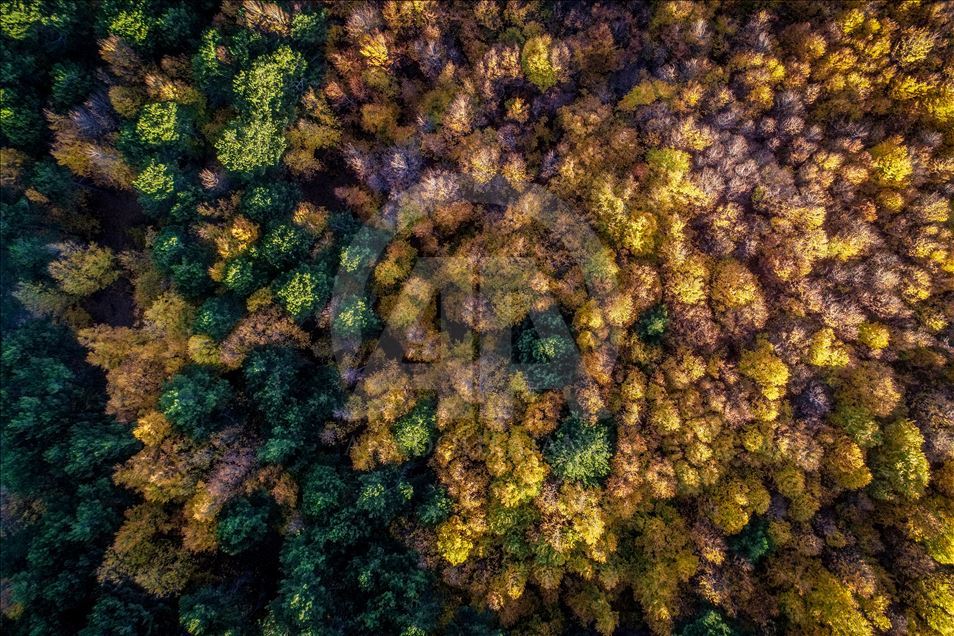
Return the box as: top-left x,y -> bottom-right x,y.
2,1 -> 953,635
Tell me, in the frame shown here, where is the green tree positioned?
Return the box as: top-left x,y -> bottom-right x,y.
678,609 -> 738,636
545,415 -> 613,486
158,365 -> 232,439
262,222 -> 311,270
179,585 -> 251,636
394,399 -> 437,458
49,61 -> 93,110
240,181 -> 301,224
215,46 -> 308,175
521,35 -> 557,91
215,117 -> 287,175
193,295 -> 243,341
243,347 -> 342,464
1,322 -> 138,634
221,249 -> 267,297
274,265 -> 330,321
729,517 -> 772,564
638,303 -> 669,343
216,495 -> 272,555
870,419 -> 930,501
332,295 -> 378,339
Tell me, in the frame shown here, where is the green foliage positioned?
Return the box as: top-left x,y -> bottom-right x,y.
274,265 -> 331,321
339,242 -> 376,274
268,460 -> 441,636
152,228 -> 213,297
545,415 -> 613,486
1,322 -> 137,632
179,585 -> 250,636
233,46 -> 306,118
262,222 -> 311,269
446,607 -> 505,636
104,3 -> 151,46
133,160 -> 177,211
50,61 -> 93,110
240,181 -> 300,224
301,463 -> 349,520
646,147 -> 692,185
216,495 -> 271,555
169,256 -> 213,298
152,227 -> 190,269
332,295 -> 378,338
638,303 -> 669,343
243,347 -> 342,464
1,320 -> 136,489
517,313 -> 575,364
870,419 -> 930,501
521,35 -> 556,91
215,116 -> 287,175
215,47 -> 307,175
357,468 -> 415,523
135,101 -> 192,148
417,485 -> 453,526
192,27 -> 231,103
290,9 -> 327,46
832,403 -> 882,448
394,399 -> 437,458
98,0 -> 200,52
678,609 -> 738,636
349,546 -> 440,635
0,87 -> 44,148
82,590 -> 174,636
729,517 -> 772,564
221,250 -> 267,297
31,159 -> 82,209
158,366 -> 232,439
0,0 -> 42,40
193,295 -> 243,340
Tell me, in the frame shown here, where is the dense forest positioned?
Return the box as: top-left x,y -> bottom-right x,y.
1,1 -> 953,634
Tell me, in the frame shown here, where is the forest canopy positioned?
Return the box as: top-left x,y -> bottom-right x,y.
1,1 -> 953,635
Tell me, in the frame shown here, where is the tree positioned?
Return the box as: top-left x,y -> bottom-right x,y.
393,399 -> 437,458
242,346 -> 342,464
137,102 -> 189,147
158,365 -> 232,439
1,321 -> 138,633
261,222 -> 311,270
678,610 -> 738,636
521,35 -> 558,91
193,295 -> 243,341
221,250 -> 268,297
215,117 -> 287,175
216,495 -> 272,555
332,295 -> 378,339
637,303 -> 669,343
215,46 -> 308,176
50,61 -> 93,110
240,181 -> 301,224
179,585 -> 251,636
710,258 -> 761,310
544,415 -> 613,487
739,336 -> 789,400
274,265 -> 330,321
48,242 -> 119,296
729,518 -> 772,564
870,419 -> 930,502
